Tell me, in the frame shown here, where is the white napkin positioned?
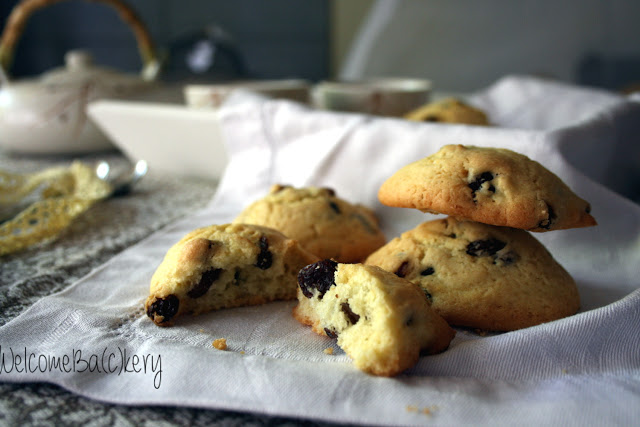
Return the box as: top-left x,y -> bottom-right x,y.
1,76 -> 640,426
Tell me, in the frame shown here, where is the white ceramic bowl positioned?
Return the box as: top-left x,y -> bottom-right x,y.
184,79 -> 310,109
312,77 -> 432,117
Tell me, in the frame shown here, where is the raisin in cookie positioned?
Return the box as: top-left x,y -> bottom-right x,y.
146,223 -> 319,326
404,97 -> 489,125
365,217 -> 580,331
233,185 -> 386,263
293,260 -> 455,376
378,144 -> 596,232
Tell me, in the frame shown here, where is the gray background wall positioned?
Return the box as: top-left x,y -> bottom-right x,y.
337,0 -> 640,93
1,0 -> 638,93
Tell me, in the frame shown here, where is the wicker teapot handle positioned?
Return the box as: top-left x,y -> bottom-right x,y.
0,0 -> 159,81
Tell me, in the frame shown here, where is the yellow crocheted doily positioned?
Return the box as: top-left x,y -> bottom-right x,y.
0,161 -> 112,255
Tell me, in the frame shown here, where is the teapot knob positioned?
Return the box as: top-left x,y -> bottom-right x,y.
65,50 -> 93,71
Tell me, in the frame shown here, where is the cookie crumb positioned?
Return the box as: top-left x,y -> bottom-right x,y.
212,338 -> 227,350
422,406 -> 436,416
407,404 -> 437,416
323,347 -> 334,355
199,328 -> 205,333
239,351 -> 245,355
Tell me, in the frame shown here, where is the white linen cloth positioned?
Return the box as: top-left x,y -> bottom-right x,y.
1,75 -> 640,426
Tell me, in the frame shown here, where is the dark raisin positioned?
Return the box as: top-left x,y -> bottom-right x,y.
187,268 -> 222,298
420,267 -> 435,276
538,203 -> 556,230
298,259 -> 338,299
468,172 -> 495,201
423,289 -> 433,303
324,327 -> 339,339
255,236 -> 273,270
395,261 -> 410,278
405,314 -> 414,326
424,115 -> 440,122
323,187 -> 336,197
448,233 -> 457,239
466,238 -> 507,257
147,295 -> 179,323
329,201 -> 341,214
233,270 -> 242,285
341,302 -> 360,325
494,251 -> 519,266
468,172 -> 491,192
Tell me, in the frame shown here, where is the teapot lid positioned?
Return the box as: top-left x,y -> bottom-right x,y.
39,50 -> 145,86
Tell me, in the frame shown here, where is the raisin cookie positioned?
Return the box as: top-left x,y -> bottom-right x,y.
365,217 -> 580,331
404,97 -> 489,125
378,144 -> 596,232
233,185 -> 386,263
293,260 -> 455,376
146,223 -> 319,326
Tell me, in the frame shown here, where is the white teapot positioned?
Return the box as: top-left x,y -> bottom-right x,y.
0,0 -> 162,154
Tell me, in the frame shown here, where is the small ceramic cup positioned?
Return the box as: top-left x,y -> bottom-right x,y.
311,78 -> 432,117
184,79 -> 310,109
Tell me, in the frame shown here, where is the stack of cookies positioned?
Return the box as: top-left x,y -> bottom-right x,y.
145,184 -> 457,377
143,143 -> 596,377
367,144 -> 596,331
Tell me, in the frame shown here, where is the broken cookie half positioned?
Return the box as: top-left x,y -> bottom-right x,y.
293,260 -> 455,377
146,223 -> 319,326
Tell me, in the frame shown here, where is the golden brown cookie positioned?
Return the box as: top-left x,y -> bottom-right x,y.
404,97 -> 489,125
234,185 -> 386,263
293,260 -> 455,376
145,223 -> 319,326
365,217 -> 580,331
378,144 -> 596,232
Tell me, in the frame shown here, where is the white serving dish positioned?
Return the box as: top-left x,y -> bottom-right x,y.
87,100 -> 227,180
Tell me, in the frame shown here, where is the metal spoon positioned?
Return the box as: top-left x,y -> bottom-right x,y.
95,159 -> 148,197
